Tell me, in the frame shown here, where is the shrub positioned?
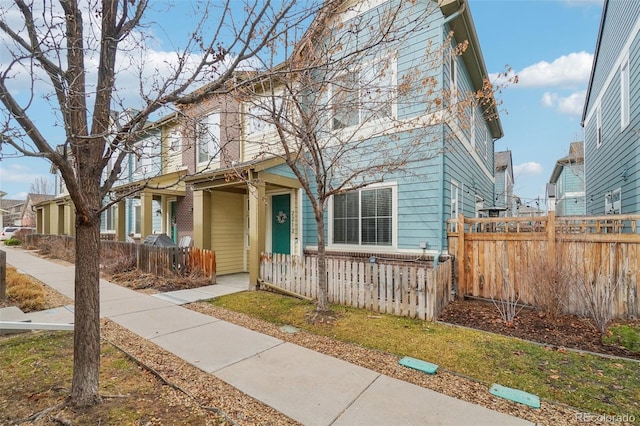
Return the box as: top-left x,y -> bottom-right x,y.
491,262 -> 523,326
571,259 -> 626,335
4,237 -> 21,246
524,249 -> 570,318
38,237 -> 75,262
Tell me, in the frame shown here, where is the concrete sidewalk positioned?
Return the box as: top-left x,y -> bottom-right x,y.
1,247 -> 532,425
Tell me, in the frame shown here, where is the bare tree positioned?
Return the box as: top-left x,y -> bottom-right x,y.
0,0 -> 315,407
237,1 -> 505,315
29,176 -> 53,194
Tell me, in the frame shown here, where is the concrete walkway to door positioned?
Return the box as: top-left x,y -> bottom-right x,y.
1,247 -> 532,426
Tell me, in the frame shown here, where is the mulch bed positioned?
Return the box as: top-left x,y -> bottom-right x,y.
438,298 -> 640,360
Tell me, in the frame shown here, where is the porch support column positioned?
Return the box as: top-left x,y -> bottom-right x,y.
248,170 -> 266,290
140,191 -> 153,239
36,208 -> 43,234
193,190 -> 212,249
66,204 -> 76,236
43,204 -> 51,234
115,200 -> 126,241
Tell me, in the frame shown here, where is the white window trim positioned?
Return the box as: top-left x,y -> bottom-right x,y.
449,55 -> 458,106
621,54 -> 630,130
470,106 -> 476,148
451,181 -> 459,218
197,110 -> 221,165
327,181 -> 398,250
329,57 -> 397,131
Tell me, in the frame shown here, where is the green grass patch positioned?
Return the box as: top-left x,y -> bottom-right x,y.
211,291 -> 640,417
603,324 -> 640,354
0,332 -> 214,424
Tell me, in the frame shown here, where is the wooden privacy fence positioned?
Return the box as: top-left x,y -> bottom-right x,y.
447,213 -> 640,319
260,253 -> 453,321
25,235 -> 216,281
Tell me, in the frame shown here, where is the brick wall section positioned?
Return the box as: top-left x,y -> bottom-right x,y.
303,249 -> 450,269
175,88 -> 243,240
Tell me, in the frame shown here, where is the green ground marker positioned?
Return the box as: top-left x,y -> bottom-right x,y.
489,384 -> 540,408
398,356 -> 438,374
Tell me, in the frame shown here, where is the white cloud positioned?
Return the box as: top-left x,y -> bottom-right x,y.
541,90 -> 586,117
514,162 -> 543,177
0,163 -> 46,184
516,52 -> 593,88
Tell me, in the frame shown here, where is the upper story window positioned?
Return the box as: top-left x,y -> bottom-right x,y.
331,184 -> 395,247
134,133 -> 161,177
620,56 -> 630,129
197,111 -> 220,164
449,55 -> 458,106
167,128 -> 181,153
331,58 -> 394,130
247,97 -> 282,135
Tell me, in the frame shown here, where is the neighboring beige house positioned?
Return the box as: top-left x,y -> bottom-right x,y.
21,193 -> 54,227
36,114 -> 188,242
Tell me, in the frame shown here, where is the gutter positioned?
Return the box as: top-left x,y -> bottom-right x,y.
442,2 -> 465,24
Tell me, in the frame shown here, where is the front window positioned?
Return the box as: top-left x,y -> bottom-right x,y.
331,58 -> 394,130
197,111 -> 220,164
332,186 -> 393,246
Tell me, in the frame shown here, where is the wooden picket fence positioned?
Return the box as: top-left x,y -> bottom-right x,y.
25,235 -> 216,281
447,212 -> 640,319
260,253 -> 453,321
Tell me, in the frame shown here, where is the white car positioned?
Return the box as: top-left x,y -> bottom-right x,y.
0,226 -> 32,241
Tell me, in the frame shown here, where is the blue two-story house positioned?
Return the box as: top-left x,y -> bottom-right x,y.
186,0 -> 502,287
548,142 -> 585,216
582,0 -> 640,215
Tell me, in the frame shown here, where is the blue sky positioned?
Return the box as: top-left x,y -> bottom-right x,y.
469,0 -> 603,208
0,0 -> 604,205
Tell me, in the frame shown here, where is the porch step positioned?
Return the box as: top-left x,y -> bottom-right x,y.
398,356 -> 439,374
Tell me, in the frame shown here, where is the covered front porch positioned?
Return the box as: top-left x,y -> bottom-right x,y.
111,170 -> 187,242
187,158 -> 302,288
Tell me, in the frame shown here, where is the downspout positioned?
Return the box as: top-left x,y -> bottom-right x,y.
435,123 -> 445,268
435,5 -> 464,267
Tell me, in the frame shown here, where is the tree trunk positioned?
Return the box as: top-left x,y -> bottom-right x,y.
315,206 -> 330,313
70,211 -> 102,406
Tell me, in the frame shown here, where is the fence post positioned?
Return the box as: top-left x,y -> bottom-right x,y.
0,250 -> 5,300
547,211 -> 556,262
456,213 -> 465,300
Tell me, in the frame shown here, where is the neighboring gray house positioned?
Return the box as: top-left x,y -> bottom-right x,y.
494,150 -> 514,217
548,142 -> 585,216
582,0 -> 640,215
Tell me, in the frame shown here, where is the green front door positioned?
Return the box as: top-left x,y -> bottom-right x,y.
271,194 -> 291,254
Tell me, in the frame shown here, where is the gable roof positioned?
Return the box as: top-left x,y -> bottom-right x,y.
581,0 -> 609,125
440,0 -> 503,139
549,142 -> 584,183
